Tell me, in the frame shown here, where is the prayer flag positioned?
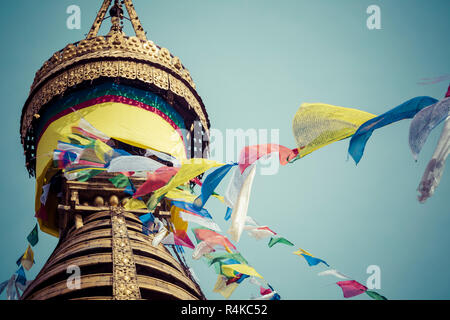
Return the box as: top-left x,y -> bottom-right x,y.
293,103 -> 376,158
238,144 -> 298,174
293,249 -> 329,267
133,166 -> 179,198
109,174 -> 131,188
15,266 -> 27,287
228,165 -> 257,242
213,275 -> 239,299
21,245 -> 35,271
349,96 -> 438,164
417,116 -> 450,203
225,207 -> 232,221
171,200 -> 212,219
40,184 -> 51,205
192,227 -> 236,252
165,188 -> 198,203
194,164 -> 236,209
27,224 -> 39,247
161,230 -> 195,249
366,290 -> 388,300
318,269 -> 349,280
179,210 -> 222,232
222,264 -> 263,279
336,280 -> 367,298
268,237 -> 294,248
206,252 -> 248,269
409,97 -> 449,160
107,155 -> 164,173
152,227 -> 168,247
170,206 -> 189,232
148,159 -> 224,210
192,241 -> 216,260
139,212 -> 155,235
124,198 -> 148,211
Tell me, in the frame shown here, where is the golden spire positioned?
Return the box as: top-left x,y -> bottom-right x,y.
87,0 -> 147,41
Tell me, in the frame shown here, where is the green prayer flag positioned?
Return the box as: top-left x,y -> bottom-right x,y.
76,169 -> 103,182
27,224 -> 39,247
206,252 -> 248,267
366,290 -> 388,300
268,237 -> 294,248
109,174 -> 131,188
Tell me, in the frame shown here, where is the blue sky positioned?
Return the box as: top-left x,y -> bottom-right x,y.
0,0 -> 449,300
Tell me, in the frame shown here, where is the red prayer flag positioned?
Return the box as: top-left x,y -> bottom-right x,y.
336,280 -> 367,298
238,144 -> 299,174
35,205 -> 48,221
191,177 -> 203,186
174,230 -> 195,249
133,166 -> 179,198
226,274 -> 243,285
193,228 -> 236,251
260,287 -> 273,295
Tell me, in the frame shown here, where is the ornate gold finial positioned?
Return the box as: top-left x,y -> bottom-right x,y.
107,0 -> 124,36
87,0 -> 147,41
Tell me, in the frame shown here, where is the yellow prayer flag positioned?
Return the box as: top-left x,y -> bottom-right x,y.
67,133 -> 93,146
124,198 -> 148,211
292,103 -> 376,158
148,158 -> 224,209
293,248 -> 313,257
221,264 -> 263,279
212,194 -> 225,204
213,275 -> 239,299
166,188 -> 198,203
22,245 -> 34,271
94,140 -> 114,163
170,206 -> 188,232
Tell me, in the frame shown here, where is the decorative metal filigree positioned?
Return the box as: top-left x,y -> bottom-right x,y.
111,207 -> 141,300
21,58 -> 208,142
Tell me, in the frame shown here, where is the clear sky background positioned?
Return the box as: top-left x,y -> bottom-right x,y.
0,0 -> 449,300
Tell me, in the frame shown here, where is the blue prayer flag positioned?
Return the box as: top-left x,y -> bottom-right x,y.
139,212 -> 155,235
225,207 -> 232,221
15,266 -> 27,286
194,164 -> 236,209
271,293 -> 281,300
301,254 -> 329,267
139,212 -> 155,225
236,273 -> 249,284
171,200 -> 212,219
348,96 -> 438,164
